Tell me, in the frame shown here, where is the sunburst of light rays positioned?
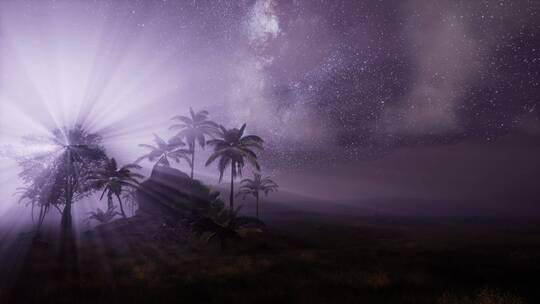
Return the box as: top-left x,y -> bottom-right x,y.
0,1 -> 278,246
0,1 -> 210,231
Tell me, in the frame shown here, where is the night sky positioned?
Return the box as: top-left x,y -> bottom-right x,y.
1,0 -> 540,216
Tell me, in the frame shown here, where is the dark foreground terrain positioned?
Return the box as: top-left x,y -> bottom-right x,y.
1,209 -> 539,304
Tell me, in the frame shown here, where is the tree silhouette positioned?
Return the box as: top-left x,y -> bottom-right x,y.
87,157 -> 143,218
170,107 -> 219,179
15,186 -> 52,231
136,133 -> 192,169
191,205 -> 266,249
12,125 -> 107,234
86,205 -> 121,225
9,125 -> 107,276
237,173 -> 278,219
205,124 -> 263,210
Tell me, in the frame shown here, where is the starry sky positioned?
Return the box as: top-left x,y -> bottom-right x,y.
1,0 -> 540,215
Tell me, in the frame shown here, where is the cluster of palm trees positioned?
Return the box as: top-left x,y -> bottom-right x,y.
10,126 -> 110,231
10,108 -> 279,230
136,107 -> 278,218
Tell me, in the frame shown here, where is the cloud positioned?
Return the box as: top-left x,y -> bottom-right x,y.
245,0 -> 280,47
383,0 -> 480,135
382,0 -> 540,136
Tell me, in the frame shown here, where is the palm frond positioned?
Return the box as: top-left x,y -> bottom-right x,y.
134,154 -> 151,164
138,144 -> 158,151
205,150 -> 225,166
168,135 -> 186,147
153,134 -> 168,147
169,123 -> 188,130
197,134 -> 205,148
241,135 -> 264,144
171,116 -> 193,125
238,124 -> 247,137
217,157 -> 231,182
121,163 -> 142,171
200,120 -> 219,128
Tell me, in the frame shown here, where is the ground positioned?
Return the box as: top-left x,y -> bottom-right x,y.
1,209 -> 539,303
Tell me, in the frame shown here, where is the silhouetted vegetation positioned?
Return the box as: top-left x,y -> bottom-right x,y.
170,107 -> 219,179
237,173 -> 278,218
136,133 -> 191,168
206,123 -> 264,211
191,205 -> 265,248
10,125 -> 107,234
4,110 -> 537,304
86,205 -> 121,224
87,157 -> 143,218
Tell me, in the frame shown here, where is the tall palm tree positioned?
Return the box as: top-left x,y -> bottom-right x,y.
170,107 -> 219,179
237,173 -> 278,219
11,125 -> 107,274
13,126 -> 107,234
205,124 -> 263,210
88,158 -> 143,218
136,133 -> 192,169
51,127 -> 107,234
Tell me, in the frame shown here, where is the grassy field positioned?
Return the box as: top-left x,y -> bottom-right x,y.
1,212 -> 539,303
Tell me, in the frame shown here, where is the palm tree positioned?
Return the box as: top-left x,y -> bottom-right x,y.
88,158 -> 143,218
51,128 -> 107,234
205,124 -> 263,210
136,133 -> 192,169
191,205 -> 266,249
13,126 -> 107,234
15,186 -> 50,231
237,173 -> 278,219
87,205 -> 121,224
10,125 -> 107,275
170,107 -> 219,179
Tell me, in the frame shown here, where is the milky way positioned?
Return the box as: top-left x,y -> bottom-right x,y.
1,0 -> 539,171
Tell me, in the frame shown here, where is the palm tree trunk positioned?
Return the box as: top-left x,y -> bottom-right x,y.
256,194 -> 259,219
117,194 -> 127,218
229,167 -> 234,210
36,204 -> 47,232
61,171 -> 73,234
31,202 -> 36,227
61,149 -> 73,234
190,145 -> 195,179
59,181 -> 77,278
61,201 -> 72,230
60,175 -> 73,238
59,148 -> 78,278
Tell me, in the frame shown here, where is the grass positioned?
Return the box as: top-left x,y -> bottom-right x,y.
1,215 -> 540,303
438,288 -> 525,304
